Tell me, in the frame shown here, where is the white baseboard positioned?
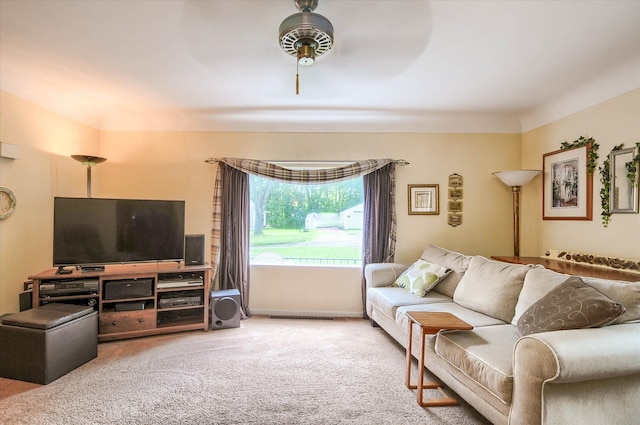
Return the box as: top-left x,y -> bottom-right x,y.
250,309 -> 363,319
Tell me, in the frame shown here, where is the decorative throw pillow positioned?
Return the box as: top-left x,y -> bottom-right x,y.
517,276 -> 626,336
420,244 -> 471,297
394,259 -> 452,297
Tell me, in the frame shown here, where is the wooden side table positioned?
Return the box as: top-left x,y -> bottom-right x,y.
405,311 -> 473,407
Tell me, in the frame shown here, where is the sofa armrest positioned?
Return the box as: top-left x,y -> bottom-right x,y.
522,323 -> 640,382
364,263 -> 408,288
510,323 -> 640,425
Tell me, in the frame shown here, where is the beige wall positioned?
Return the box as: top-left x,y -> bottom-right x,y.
2,88 -> 638,316
0,91 -> 100,314
522,89 -> 640,260
97,130 -> 521,316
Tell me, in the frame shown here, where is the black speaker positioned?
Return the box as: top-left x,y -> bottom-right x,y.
185,234 -> 204,266
19,290 -> 33,311
103,279 -> 153,300
210,289 -> 241,329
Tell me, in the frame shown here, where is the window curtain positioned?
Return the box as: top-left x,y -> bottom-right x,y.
208,157 -> 402,319
215,163 -> 251,318
362,162 -> 396,318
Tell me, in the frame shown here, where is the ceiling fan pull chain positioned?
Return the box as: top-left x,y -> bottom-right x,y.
296,61 -> 300,95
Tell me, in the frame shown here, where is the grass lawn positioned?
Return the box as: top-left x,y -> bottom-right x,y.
251,229 -> 317,246
250,228 -> 362,262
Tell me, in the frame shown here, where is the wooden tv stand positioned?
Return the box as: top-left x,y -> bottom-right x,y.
27,263 -> 211,342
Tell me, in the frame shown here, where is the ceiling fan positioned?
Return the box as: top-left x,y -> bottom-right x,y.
278,0 -> 334,94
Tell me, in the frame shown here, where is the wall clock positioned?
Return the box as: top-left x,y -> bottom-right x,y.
0,186 -> 17,220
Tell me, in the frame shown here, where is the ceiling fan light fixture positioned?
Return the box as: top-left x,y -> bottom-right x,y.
296,42 -> 316,66
279,1 -> 334,64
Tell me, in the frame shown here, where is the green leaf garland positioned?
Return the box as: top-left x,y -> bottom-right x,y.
560,136 -> 599,174
598,144 -> 624,227
625,142 -> 640,187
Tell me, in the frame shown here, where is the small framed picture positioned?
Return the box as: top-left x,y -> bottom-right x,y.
448,201 -> 463,212
448,188 -> 463,200
448,214 -> 463,227
408,184 -> 439,215
448,174 -> 463,187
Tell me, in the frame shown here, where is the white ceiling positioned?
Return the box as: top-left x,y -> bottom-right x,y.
1,0 -> 639,133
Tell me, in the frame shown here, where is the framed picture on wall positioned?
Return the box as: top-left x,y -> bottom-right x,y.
447,214 -> 462,226
543,143 -> 593,220
448,174 -> 463,187
448,201 -> 463,213
408,184 -> 439,215
448,188 -> 463,200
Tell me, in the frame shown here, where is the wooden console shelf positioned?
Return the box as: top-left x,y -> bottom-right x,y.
491,256 -> 639,282
28,263 -> 211,342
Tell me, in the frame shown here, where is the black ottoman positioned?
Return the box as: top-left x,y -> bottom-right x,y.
0,303 -> 98,384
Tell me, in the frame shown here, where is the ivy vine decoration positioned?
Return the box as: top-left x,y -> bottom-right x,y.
598,144 -> 624,227
560,136 -> 599,174
624,142 -> 640,187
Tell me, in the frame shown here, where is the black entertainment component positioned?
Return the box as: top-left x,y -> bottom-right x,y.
157,271 -> 204,289
115,301 -> 147,311
39,279 -> 99,297
103,279 -> 153,300
159,291 -> 203,309
79,265 -> 105,273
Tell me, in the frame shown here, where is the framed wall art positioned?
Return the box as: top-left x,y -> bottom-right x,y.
448,213 -> 462,227
448,200 -> 463,213
448,173 -> 463,187
448,188 -> 463,200
543,143 -> 593,220
408,184 -> 439,215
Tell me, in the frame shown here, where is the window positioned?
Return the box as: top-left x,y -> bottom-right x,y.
249,173 -> 363,266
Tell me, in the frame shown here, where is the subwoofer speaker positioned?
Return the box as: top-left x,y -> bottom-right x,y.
185,234 -> 204,266
210,289 -> 241,329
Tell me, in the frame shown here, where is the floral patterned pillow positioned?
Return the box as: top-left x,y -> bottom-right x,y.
394,259 -> 452,297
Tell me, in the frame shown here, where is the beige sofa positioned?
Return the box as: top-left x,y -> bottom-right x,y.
365,245 -> 640,425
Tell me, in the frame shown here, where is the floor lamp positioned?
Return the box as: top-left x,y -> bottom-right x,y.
492,170 -> 541,257
71,155 -> 106,198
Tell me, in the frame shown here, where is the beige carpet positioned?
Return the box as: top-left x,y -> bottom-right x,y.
0,317 -> 491,425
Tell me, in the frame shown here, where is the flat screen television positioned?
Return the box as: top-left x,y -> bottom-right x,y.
53,197 -> 185,268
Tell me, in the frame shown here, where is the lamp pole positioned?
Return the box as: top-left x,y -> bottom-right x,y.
492,170 -> 541,258
511,185 -> 522,258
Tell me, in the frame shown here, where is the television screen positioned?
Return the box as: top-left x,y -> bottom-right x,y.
53,197 -> 185,266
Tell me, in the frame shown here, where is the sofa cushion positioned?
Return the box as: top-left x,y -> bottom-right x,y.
367,287 -> 450,324
421,244 -> 472,297
435,324 -> 520,405
396,302 -> 506,337
394,259 -> 452,297
453,256 -> 530,322
512,266 -> 640,325
517,276 -> 626,336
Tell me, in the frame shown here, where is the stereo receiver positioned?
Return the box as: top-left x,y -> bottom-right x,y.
39,279 -> 99,297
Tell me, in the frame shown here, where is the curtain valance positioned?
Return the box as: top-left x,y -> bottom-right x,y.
205,158 -> 406,184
